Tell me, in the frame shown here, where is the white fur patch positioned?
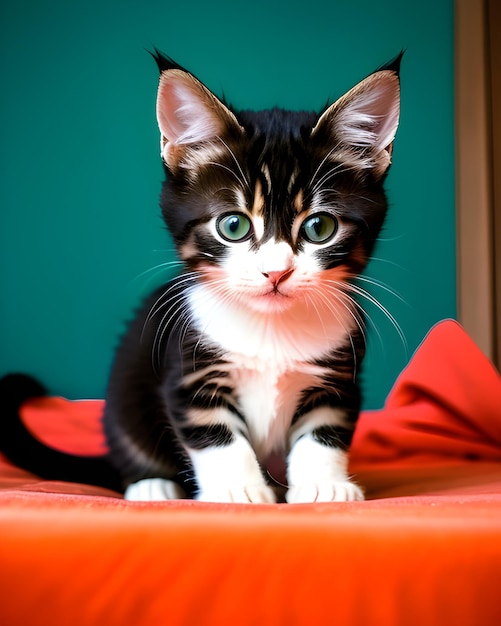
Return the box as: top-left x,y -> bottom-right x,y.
124,478 -> 186,501
189,265 -> 356,362
253,215 -> 265,241
228,358 -> 329,459
255,238 -> 294,275
188,435 -> 276,503
286,434 -> 364,503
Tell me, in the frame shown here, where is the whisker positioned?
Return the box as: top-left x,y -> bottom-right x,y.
374,233 -> 407,243
313,284 -> 366,372
326,282 -> 385,354
153,298 -> 190,372
206,160 -> 250,191
367,256 -> 406,271
332,279 -> 408,354
180,276 -> 238,368
309,145 -> 341,191
144,273 -> 199,326
322,279 -> 365,329
303,290 -> 330,339
141,274 -> 199,366
311,164 -> 346,194
131,260 -> 184,285
307,158 -> 364,200
354,275 -> 408,306
215,136 -> 251,192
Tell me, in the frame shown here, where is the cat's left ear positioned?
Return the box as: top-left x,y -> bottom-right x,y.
312,63 -> 401,179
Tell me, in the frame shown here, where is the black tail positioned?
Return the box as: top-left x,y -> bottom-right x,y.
0,374 -> 123,492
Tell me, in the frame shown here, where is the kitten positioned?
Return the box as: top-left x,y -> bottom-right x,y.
103,51 -> 401,503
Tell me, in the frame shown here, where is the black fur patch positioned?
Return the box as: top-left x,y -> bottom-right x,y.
180,424 -> 234,449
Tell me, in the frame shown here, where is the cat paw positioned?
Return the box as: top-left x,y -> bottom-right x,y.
124,478 -> 187,501
286,480 -> 364,504
196,484 -> 276,504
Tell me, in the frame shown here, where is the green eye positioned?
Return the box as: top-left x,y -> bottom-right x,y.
301,213 -> 338,244
216,213 -> 252,242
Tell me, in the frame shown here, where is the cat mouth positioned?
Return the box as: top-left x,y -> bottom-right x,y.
263,285 -> 290,299
249,286 -> 295,312
269,285 -> 288,296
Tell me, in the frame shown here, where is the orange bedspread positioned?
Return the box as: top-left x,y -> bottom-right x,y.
1,320 -> 501,626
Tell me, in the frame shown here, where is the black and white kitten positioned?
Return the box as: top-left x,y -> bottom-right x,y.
104,51 -> 401,503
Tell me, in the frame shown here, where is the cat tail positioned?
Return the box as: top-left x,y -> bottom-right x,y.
0,373 -> 123,492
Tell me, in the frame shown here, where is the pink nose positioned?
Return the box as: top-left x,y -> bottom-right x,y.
262,268 -> 294,286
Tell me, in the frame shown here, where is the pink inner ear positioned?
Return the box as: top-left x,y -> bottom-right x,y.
156,72 -> 222,145
339,73 -> 400,151
156,79 -> 190,143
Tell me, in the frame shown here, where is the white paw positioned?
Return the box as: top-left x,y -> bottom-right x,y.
189,435 -> 277,503
286,480 -> 364,504
124,478 -> 186,501
196,484 -> 276,504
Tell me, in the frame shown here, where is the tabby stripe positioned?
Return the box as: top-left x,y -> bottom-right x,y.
188,391 -> 240,414
180,424 -> 234,450
310,424 -> 354,450
291,390 -> 358,427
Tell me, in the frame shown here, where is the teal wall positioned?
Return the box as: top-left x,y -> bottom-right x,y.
0,0 -> 455,409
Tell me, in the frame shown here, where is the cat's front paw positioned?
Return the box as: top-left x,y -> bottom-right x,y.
286,480 -> 364,504
124,478 -> 187,501
196,484 -> 276,504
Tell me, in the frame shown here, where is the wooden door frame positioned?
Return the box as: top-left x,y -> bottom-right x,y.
455,0 -> 499,366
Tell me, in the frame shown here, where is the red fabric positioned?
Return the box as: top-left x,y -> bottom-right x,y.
350,319 -> 501,467
1,319 -> 501,626
21,396 -> 107,456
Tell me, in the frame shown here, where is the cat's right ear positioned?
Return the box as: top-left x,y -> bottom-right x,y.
156,69 -> 244,169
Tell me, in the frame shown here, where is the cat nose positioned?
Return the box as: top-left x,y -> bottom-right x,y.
257,240 -> 295,285
262,268 -> 295,286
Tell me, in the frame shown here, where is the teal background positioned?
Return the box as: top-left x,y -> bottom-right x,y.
0,0 -> 455,408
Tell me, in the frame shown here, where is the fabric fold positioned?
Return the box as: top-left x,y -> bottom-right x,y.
351,320 -> 501,465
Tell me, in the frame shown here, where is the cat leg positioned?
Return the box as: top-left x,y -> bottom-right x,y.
188,435 -> 276,504
124,478 -> 187,501
286,409 -> 364,503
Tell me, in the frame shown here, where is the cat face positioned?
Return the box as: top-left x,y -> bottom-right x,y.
154,54 -> 400,315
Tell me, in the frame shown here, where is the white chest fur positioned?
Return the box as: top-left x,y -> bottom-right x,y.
187,282 -> 353,361
226,355 -> 328,458
187,283 -> 355,457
